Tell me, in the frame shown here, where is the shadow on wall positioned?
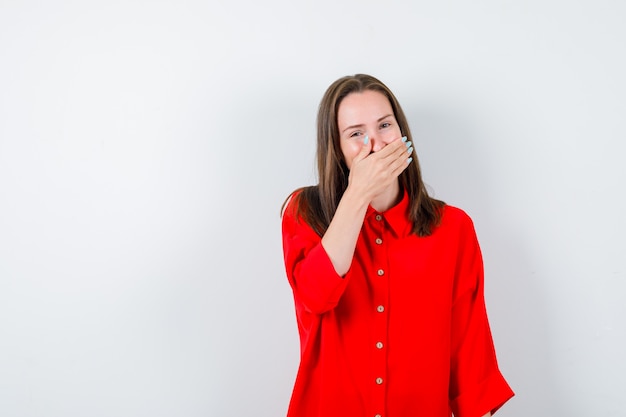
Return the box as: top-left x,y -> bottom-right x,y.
406,101 -> 567,416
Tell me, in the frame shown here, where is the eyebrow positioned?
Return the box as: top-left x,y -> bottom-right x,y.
342,114 -> 394,133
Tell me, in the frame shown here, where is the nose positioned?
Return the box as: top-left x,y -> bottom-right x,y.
369,135 -> 385,152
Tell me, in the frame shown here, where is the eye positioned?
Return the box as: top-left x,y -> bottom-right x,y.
380,122 -> 391,129
349,131 -> 363,138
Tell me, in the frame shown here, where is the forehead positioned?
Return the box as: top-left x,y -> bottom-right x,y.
337,90 -> 394,128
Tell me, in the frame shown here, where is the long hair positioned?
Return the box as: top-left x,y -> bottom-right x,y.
283,74 -> 444,237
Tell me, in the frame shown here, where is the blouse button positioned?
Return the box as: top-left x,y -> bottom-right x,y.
376,305 -> 385,313
376,341 -> 383,349
375,238 -> 383,245
377,269 -> 384,276
376,377 -> 383,385
375,214 -> 382,221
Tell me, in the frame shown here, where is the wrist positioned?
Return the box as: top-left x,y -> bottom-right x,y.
342,185 -> 372,211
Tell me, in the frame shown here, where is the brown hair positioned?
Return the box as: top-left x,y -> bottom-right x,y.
283,74 -> 444,237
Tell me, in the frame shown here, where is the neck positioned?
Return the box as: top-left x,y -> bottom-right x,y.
370,180 -> 402,212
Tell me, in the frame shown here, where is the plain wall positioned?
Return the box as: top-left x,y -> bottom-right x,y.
1,0 -> 624,416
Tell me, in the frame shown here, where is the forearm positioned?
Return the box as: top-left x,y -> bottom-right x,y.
321,186 -> 369,276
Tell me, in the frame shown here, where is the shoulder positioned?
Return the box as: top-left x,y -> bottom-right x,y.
281,186 -> 321,235
282,186 -> 317,219
438,204 -> 477,236
442,204 -> 472,224
281,186 -> 322,240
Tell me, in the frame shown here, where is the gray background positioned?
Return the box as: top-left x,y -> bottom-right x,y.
1,0 -> 624,416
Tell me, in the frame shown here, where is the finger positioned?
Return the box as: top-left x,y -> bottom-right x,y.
352,135 -> 372,164
388,142 -> 413,171
381,139 -> 411,167
377,136 -> 409,160
387,156 -> 410,180
395,150 -> 413,175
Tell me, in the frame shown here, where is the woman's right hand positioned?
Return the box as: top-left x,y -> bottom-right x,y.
346,135 -> 412,202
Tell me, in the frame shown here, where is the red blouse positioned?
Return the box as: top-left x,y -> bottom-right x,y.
281,191 -> 514,417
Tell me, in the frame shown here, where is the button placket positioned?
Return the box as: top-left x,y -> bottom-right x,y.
369,211 -> 389,415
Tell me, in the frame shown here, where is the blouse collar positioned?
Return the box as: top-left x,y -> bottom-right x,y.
366,189 -> 411,238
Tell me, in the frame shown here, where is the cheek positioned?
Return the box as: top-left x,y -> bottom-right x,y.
340,141 -> 361,168
383,127 -> 403,142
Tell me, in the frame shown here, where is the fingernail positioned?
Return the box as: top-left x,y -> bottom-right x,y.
407,157 -> 413,164
407,146 -> 413,154
401,136 -> 407,142
405,141 -> 412,148
364,135 -> 369,145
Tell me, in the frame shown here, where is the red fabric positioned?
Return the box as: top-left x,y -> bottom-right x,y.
281,191 -> 514,417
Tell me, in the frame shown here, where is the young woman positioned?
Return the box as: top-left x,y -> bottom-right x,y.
281,74 -> 514,417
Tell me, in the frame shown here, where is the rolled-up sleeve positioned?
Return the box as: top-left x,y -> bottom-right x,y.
281,199 -> 352,315
449,214 -> 514,417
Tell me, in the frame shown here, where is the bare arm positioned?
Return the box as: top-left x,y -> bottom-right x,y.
321,136 -> 410,276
